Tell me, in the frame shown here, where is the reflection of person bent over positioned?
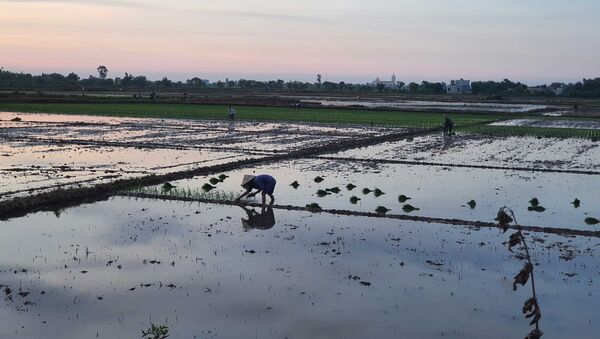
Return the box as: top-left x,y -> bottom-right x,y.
235,174 -> 276,209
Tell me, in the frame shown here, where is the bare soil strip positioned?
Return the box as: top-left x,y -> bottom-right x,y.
316,155 -> 600,175
119,192 -> 600,238
0,128 -> 433,220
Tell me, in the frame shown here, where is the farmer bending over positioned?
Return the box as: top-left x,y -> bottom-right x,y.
443,114 -> 454,136
235,174 -> 276,209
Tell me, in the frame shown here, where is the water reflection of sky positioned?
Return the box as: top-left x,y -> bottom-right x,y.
1,198 -> 598,338
170,158 -> 600,229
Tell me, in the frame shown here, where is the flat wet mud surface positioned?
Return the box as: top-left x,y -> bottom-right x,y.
490,118 -> 600,129
327,133 -> 600,171
0,112 -> 405,200
1,198 -> 599,338
306,99 -> 549,113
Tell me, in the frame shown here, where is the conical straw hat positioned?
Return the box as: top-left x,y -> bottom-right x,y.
241,174 -> 256,187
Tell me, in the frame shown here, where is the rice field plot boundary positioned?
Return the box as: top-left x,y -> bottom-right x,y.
117,192 -> 600,239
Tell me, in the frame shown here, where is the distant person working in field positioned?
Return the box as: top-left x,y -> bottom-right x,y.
443,114 -> 454,136
228,105 -> 236,120
235,174 -> 276,209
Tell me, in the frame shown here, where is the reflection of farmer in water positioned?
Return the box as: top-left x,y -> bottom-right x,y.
235,174 -> 276,209
240,206 -> 276,230
443,114 -> 454,136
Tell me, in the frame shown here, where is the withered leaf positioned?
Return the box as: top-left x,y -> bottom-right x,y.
495,208 -> 513,232
508,232 -> 522,252
513,263 -> 533,291
522,297 -> 536,314
524,328 -> 543,339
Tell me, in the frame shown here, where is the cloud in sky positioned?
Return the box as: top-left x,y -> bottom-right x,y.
1,0 -> 599,84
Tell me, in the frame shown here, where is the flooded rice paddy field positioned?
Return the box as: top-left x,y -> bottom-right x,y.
0,112 -> 402,199
2,111 -> 600,338
162,158 -> 600,230
0,112 -> 400,152
305,99 -> 549,113
490,118 -> 600,130
1,198 -> 599,338
328,133 -> 600,171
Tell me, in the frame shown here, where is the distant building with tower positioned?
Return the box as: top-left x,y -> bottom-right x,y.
446,79 -> 471,94
372,74 -> 398,88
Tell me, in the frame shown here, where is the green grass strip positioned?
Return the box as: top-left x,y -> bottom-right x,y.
0,103 -> 507,128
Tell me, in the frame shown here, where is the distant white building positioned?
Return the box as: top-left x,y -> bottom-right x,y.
446,79 -> 471,94
372,74 -> 398,88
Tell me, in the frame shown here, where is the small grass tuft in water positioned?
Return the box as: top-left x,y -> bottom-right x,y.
162,182 -> 175,191
373,188 -> 385,197
585,217 -> 599,225
306,202 -> 322,210
316,189 -> 330,197
290,180 -> 300,189
375,206 -> 390,214
326,187 -> 341,194
202,183 -> 216,191
346,183 -> 357,191
314,176 -> 324,183
362,188 -> 372,195
349,196 -> 360,204
467,200 -> 476,209
529,198 -> 540,207
142,323 -> 169,339
398,194 -> 411,203
402,204 -> 420,212
528,205 -> 545,212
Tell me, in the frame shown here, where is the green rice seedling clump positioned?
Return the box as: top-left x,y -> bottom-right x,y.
316,189 -> 330,197
398,194 -> 411,203
585,217 -> 599,225
402,204 -> 420,212
375,206 -> 390,214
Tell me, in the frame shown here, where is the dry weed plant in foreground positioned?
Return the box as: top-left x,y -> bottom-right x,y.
496,207 -> 543,339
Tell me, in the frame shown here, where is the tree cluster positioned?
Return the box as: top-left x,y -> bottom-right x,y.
1,67 -> 600,97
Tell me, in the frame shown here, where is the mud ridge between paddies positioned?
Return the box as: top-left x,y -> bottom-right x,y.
316,156 -> 600,175
118,192 -> 600,239
0,127 -> 435,220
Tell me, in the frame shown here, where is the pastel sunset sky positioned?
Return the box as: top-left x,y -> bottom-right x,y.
1,0 -> 599,84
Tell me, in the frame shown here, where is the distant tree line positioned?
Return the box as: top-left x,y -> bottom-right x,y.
1,67 -> 600,98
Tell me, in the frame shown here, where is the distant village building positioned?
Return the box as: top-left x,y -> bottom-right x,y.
446,79 -> 471,94
372,74 -> 398,88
